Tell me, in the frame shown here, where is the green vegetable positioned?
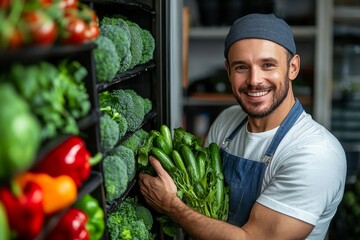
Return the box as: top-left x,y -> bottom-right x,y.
150,147 -> 176,173
171,150 -> 187,174
180,144 -> 200,183
107,197 -> 155,240
139,29 -> 155,64
100,24 -> 131,72
0,83 -> 41,179
93,35 -> 120,83
5,61 -> 90,139
160,124 -> 173,153
74,194 -> 105,240
209,142 -> 225,211
101,105 -> 128,140
135,206 -> 153,230
100,17 -> 132,73
122,129 -> 148,155
100,113 -> 119,152
103,155 -> 128,203
143,98 -> 153,114
99,89 -> 146,132
126,21 -> 144,69
154,135 -> 172,156
110,145 -> 136,181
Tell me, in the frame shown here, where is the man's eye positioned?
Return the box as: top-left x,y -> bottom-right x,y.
264,63 -> 274,68
235,65 -> 247,71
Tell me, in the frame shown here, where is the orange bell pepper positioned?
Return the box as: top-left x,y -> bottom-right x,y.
15,172 -> 77,215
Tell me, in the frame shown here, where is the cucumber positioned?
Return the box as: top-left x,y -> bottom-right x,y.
155,135 -> 172,156
151,147 -> 175,172
209,142 -> 224,207
197,152 -> 207,180
172,149 -> 187,173
180,144 -> 200,182
160,125 -> 173,152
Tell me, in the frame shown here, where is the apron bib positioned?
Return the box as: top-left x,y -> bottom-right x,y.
220,99 -> 304,226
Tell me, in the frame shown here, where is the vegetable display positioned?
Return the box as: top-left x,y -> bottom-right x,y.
0,83 -> 41,179
74,194 -> 105,240
139,125 -> 229,236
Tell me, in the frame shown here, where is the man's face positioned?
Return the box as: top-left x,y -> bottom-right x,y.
225,39 -> 297,119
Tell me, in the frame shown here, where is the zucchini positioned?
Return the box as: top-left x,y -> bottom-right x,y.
150,147 -> 175,172
197,152 -> 207,180
172,149 -> 187,173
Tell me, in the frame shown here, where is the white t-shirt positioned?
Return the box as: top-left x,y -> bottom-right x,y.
205,105 -> 347,240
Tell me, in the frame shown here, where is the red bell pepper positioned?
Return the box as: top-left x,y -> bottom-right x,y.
0,181 -> 44,240
32,136 -> 102,187
45,208 -> 89,240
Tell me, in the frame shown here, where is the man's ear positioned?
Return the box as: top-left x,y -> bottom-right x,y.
288,54 -> 301,80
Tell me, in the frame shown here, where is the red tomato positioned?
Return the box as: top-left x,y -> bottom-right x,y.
84,21 -> 99,41
22,11 -> 57,46
62,16 -> 87,44
59,0 -> 77,9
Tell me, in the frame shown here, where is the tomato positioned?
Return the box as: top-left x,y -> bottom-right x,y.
84,21 -> 99,41
59,0 -> 77,10
0,0 -> 11,8
62,16 -> 87,44
22,11 -> 57,46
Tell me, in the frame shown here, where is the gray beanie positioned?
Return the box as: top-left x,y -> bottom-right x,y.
224,13 -> 296,58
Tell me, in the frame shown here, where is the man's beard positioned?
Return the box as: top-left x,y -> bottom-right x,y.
236,76 -> 290,119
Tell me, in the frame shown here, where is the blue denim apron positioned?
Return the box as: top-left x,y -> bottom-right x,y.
220,99 -> 304,226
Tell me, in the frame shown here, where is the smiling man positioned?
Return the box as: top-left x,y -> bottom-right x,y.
139,13 -> 347,240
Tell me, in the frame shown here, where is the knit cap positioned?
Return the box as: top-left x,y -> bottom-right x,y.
224,13 -> 296,58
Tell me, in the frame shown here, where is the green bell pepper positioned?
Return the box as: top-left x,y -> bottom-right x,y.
75,194 -> 105,240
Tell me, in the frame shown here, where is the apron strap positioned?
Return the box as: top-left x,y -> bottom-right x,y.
221,117 -> 248,150
263,99 -> 304,160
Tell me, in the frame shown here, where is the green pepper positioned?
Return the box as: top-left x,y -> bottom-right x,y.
74,194 -> 105,240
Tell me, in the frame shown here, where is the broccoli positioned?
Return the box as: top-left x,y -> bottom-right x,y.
101,105 -> 128,140
100,24 -> 130,70
99,89 -> 145,132
110,145 -> 136,181
93,36 -> 120,83
126,21 -> 144,69
103,155 -> 128,203
139,29 -> 155,64
122,128 -> 149,155
134,128 -> 149,142
100,113 -> 119,152
107,197 -> 155,240
143,98 -> 153,114
135,206 -> 153,230
100,17 -> 132,73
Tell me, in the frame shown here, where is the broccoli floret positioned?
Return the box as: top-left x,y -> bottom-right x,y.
103,155 -> 128,203
93,36 -> 120,83
100,113 -> 119,152
134,128 -> 149,142
107,197 -> 155,240
110,145 -> 136,181
135,206 -> 153,230
101,105 -> 129,140
139,29 -> 155,64
100,24 -> 130,69
143,98 -> 152,114
100,17 -> 132,73
122,133 -> 142,155
100,89 -> 145,132
126,21 -> 144,69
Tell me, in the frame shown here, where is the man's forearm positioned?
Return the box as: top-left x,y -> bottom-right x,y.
168,197 -> 247,240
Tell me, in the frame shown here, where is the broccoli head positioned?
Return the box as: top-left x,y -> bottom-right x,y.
143,98 -> 153,114
103,155 -> 128,203
100,17 -> 132,73
106,197 -> 155,240
101,105 -> 129,140
93,36 -> 120,83
135,206 -> 153,230
100,113 -> 119,152
100,24 -> 130,68
126,21 -> 144,69
139,29 -> 155,64
100,89 -> 145,132
110,145 -> 136,181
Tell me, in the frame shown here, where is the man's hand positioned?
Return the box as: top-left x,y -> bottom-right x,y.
138,156 -> 179,214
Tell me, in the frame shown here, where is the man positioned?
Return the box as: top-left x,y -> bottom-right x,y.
139,13 -> 347,240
